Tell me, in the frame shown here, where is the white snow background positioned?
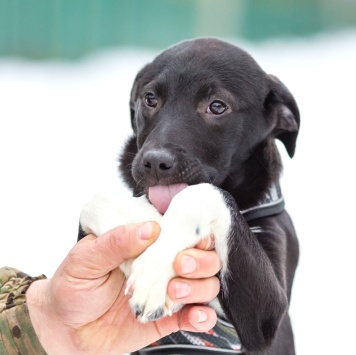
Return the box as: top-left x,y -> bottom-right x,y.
1,31 -> 355,354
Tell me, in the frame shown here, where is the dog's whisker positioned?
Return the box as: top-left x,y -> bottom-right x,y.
124,152 -> 137,158
203,170 -> 213,184
121,162 -> 133,172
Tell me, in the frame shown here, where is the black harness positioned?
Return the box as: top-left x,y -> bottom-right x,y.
134,184 -> 285,355
241,184 -> 285,222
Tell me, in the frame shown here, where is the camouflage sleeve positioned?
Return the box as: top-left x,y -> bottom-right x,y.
0,267 -> 47,354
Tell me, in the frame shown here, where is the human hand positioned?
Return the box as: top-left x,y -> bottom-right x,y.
26,222 -> 222,355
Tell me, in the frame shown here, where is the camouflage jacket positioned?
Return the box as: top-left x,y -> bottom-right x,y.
0,267 -> 47,354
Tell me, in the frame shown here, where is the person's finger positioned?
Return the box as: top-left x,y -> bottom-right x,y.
195,235 -> 215,250
167,276 -> 220,304
178,305 -> 217,332
173,249 -> 222,279
155,304 -> 217,337
64,221 -> 161,279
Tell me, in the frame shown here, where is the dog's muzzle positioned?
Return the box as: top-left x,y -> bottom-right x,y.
132,147 -> 210,188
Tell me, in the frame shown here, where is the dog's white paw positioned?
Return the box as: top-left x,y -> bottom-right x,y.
80,191 -> 162,236
123,184 -> 232,322
125,246 -> 181,322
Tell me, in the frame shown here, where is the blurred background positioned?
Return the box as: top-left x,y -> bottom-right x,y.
1,1 -> 355,354
1,0 -> 356,58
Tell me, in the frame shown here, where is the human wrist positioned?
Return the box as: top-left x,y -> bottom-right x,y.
27,279 -> 81,355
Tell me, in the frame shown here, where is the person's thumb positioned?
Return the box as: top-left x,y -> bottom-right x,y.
64,221 -> 160,279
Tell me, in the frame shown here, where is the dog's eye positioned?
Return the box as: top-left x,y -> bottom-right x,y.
144,93 -> 158,108
208,100 -> 228,115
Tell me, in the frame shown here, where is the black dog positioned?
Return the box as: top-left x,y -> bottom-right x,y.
79,38 -> 299,355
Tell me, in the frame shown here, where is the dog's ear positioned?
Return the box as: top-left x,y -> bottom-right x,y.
264,75 -> 300,158
129,64 -> 150,132
129,78 -> 139,131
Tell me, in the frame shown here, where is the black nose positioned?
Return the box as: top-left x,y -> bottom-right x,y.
142,150 -> 176,178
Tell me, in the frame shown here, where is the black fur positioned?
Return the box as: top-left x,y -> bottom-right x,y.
119,38 -> 299,354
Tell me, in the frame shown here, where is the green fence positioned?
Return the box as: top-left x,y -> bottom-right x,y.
0,0 -> 355,59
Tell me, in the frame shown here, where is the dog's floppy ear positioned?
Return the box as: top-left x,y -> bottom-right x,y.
129,64 -> 150,132
129,78 -> 139,132
264,75 -> 300,158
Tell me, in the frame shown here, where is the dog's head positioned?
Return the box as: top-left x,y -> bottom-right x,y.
121,38 -> 300,200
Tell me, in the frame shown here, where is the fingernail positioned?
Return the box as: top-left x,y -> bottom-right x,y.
175,282 -> 191,299
181,255 -> 197,274
205,236 -> 215,250
198,310 -> 208,323
138,222 -> 152,240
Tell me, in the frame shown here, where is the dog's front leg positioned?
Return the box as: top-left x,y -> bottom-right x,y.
218,197 -> 290,352
126,183 -> 232,323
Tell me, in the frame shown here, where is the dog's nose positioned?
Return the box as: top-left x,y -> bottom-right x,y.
142,150 -> 176,178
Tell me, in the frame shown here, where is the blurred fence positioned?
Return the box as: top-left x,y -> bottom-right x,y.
0,0 -> 355,59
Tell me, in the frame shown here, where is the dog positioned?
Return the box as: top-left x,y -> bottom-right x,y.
78,38 -> 300,355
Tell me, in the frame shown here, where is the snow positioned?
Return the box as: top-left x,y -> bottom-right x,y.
1,30 -> 355,354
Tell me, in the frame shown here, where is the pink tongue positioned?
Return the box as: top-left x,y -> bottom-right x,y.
148,183 -> 188,214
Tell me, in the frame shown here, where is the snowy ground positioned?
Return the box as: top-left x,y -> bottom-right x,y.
1,31 -> 355,354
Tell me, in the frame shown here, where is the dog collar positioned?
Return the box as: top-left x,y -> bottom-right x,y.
241,184 -> 285,222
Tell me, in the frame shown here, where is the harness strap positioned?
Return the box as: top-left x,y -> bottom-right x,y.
135,318 -> 244,355
241,184 -> 285,222
135,345 -> 240,354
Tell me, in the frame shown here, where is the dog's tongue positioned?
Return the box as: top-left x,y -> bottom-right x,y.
148,184 -> 188,214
